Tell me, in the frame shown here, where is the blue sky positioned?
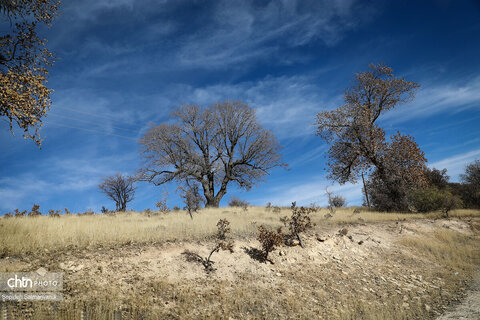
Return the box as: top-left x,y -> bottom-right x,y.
1,0 -> 480,213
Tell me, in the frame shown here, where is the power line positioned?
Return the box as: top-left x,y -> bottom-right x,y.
53,105 -> 145,128
48,113 -> 140,133
47,122 -> 139,141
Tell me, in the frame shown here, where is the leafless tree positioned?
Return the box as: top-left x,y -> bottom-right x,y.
98,173 -> 136,212
177,180 -> 204,219
139,101 -> 285,207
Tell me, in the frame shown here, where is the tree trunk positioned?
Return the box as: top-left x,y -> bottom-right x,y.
205,197 -> 220,208
362,172 -> 370,207
204,186 -> 227,208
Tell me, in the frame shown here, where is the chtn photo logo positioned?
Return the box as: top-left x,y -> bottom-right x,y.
7,275 -> 33,289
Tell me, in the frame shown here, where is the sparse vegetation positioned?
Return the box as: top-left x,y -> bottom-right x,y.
0,206 -> 479,319
48,209 -> 61,217
229,196 -> 249,211
28,204 -> 41,216
156,188 -> 170,213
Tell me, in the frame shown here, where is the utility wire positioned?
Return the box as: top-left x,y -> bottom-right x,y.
48,113 -> 140,133
47,122 -> 139,141
53,105 -> 145,128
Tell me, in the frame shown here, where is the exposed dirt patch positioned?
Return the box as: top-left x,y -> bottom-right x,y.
437,271 -> 480,320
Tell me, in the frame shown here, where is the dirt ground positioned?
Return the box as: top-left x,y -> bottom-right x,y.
437,271 -> 480,320
1,217 -> 479,319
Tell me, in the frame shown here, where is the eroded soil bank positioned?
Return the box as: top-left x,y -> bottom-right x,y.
1,217 -> 479,319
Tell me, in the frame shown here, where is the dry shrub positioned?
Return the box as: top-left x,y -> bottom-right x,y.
280,203 -> 316,248
14,209 -> 27,217
183,219 -> 234,272
272,206 -> 281,213
28,204 -> 42,216
257,225 -> 283,263
48,209 -> 61,217
78,209 -> 95,216
229,196 -> 249,211
265,202 -> 272,212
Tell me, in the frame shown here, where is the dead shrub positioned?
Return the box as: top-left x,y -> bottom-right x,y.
183,219 -> 234,273
14,209 -> 27,217
229,196 -> 249,211
48,209 -> 61,217
28,204 -> 42,216
280,203 -> 316,248
272,206 -> 281,213
257,225 -> 283,263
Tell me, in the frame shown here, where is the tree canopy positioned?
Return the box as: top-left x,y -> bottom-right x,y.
139,101 -> 285,207
315,63 -> 421,184
1,0 -> 59,146
316,63 -> 429,211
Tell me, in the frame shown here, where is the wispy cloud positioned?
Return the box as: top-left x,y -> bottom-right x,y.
0,154 -> 136,211
178,0 -> 375,67
382,76 -> 480,123
164,74 -> 341,138
253,176 -> 363,207
429,148 -> 480,180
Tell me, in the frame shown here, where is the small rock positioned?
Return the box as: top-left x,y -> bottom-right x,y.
358,240 -> 364,245
402,302 -> 410,308
276,273 -> 282,277
279,250 -> 286,256
36,267 -> 47,276
424,304 -> 431,311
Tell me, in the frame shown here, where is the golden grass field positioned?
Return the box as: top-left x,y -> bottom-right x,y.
1,207 -> 480,319
1,207 -> 478,257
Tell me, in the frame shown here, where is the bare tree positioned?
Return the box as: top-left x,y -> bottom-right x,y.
139,101 -> 285,207
98,173 -> 136,212
177,181 -> 204,219
315,63 -> 427,211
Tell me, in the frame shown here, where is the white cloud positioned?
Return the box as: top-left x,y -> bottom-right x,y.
0,154 -> 136,211
382,76 -> 480,123
429,149 -> 480,181
178,0 -> 374,67
253,176 -> 363,207
166,74 -> 341,138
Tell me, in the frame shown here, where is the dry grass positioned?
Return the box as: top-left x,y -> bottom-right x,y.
1,207 -> 479,257
1,211 -> 479,319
